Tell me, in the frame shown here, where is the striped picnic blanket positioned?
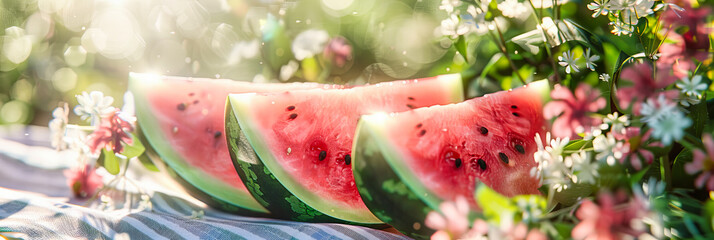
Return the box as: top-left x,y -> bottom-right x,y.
0,125 -> 408,240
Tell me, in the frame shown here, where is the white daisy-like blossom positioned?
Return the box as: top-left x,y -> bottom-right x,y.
119,91 -> 136,124
498,0 -> 529,19
569,151 -> 599,184
676,75 -> 707,106
558,50 -> 580,74
587,0 -> 611,18
584,48 -> 600,71
649,110 -> 691,146
279,60 -> 299,81
439,0 -> 462,14
49,105 -> 69,150
611,0 -> 655,25
440,14 -> 471,38
631,178 -> 666,239
531,132 -> 573,192
582,125 -> 604,141
604,112 -> 629,135
515,196 -> 544,224
599,73 -> 611,82
654,3 -> 685,17
593,133 -> 626,165
610,20 -> 634,36
74,91 -> 115,126
640,94 -> 678,124
291,29 -> 329,61
531,0 -> 569,8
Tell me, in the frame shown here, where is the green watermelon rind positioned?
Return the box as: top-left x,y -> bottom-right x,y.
351,80 -> 551,238
129,73 -> 269,214
352,118 -> 434,239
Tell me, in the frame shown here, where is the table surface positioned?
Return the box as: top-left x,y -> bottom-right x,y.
0,125 -> 409,240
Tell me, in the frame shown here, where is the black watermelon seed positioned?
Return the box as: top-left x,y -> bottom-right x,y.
418,129 -> 426,137
407,104 -> 415,109
479,127 -> 488,135
213,131 -> 222,138
408,96 -> 415,100
189,92 -> 195,96
511,105 -> 517,109
319,151 -> 327,161
515,144 -> 525,154
499,153 -> 509,164
287,105 -> 296,111
177,103 -> 186,111
477,159 -> 487,170
344,154 -> 351,165
193,100 -> 199,104
512,112 -> 520,117
416,123 -> 423,128
289,113 -> 298,120
454,158 -> 462,168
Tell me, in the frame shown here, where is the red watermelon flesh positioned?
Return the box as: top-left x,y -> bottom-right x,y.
131,73 -> 336,211
228,74 -> 463,218
358,80 -> 548,209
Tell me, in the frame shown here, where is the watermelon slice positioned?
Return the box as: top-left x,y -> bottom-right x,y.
225,74 -> 463,224
352,80 -> 549,238
129,73 -> 339,214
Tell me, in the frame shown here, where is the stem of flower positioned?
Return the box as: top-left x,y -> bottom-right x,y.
661,156 -> 672,191
491,22 -> 527,85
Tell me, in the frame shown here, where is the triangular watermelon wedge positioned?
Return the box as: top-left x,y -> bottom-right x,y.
225,74 -> 464,224
352,80 -> 549,238
130,73 -> 339,215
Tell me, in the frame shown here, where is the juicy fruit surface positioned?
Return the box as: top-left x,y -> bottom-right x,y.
137,75 -> 325,190
236,75 -> 462,210
373,83 -> 546,208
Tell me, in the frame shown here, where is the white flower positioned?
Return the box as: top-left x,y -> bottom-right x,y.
599,73 -> 611,82
291,29 -> 329,61
532,132 -> 573,192
498,0 -> 529,19
588,0 -> 611,17
74,91 -> 115,126
604,112 -> 629,134
440,15 -> 470,38
558,50 -> 580,74
649,110 -> 691,146
582,126 -> 604,141
439,0 -> 462,14
280,60 -> 299,81
532,0 -> 569,8
570,151 -> 599,184
610,20 -> 634,36
119,91 -> 136,124
676,75 -> 707,100
618,0 -> 655,25
640,94 -> 677,124
584,48 -> 600,71
516,196 -> 544,224
593,133 -> 625,165
49,104 -> 69,150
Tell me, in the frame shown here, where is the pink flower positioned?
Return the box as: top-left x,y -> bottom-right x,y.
614,127 -> 662,170
658,5 -> 712,78
64,164 -> 103,198
323,36 -> 352,68
544,84 -> 606,139
616,63 -> 678,114
87,110 -> 133,154
685,134 -> 714,190
572,192 -> 645,240
425,196 -> 470,239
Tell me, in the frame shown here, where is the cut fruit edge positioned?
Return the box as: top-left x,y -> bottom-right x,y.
226,73 -> 465,224
353,79 -> 551,211
129,72 -> 269,213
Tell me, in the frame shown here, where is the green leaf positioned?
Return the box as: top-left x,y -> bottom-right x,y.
688,97 -> 709,137
455,35 -> 469,63
101,148 -> 121,175
479,53 -> 504,79
566,20 -> 604,55
564,139 -> 587,151
121,134 -> 145,159
553,222 -> 574,239
629,165 -> 651,186
475,184 -> 517,224
609,51 -> 633,113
